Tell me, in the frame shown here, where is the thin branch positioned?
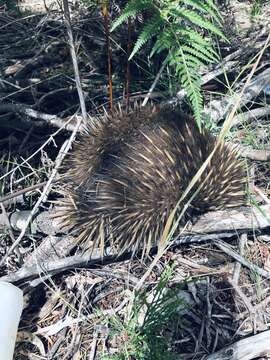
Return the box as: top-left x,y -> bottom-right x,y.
62,0 -> 87,122
0,181 -> 47,205
102,1 -> 113,112
214,240 -> 270,279
231,105 -> 270,127
125,17 -> 132,110
205,329 -> 270,360
204,66 -> 270,123
142,59 -> 167,107
0,103 -> 77,131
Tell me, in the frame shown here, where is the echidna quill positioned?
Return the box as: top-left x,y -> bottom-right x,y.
57,106 -> 246,255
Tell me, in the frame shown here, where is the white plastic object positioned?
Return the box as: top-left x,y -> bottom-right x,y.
0,281 -> 23,360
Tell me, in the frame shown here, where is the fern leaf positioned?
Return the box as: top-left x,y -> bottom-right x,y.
205,0 -> 224,21
112,0 -> 225,126
180,29 -> 219,60
111,0 -> 152,32
180,0 -> 223,25
179,28 -> 211,46
174,47 -> 203,127
129,15 -> 163,59
173,8 -> 225,39
174,53 -> 201,67
182,43 -> 218,63
192,41 -> 219,61
150,29 -> 172,56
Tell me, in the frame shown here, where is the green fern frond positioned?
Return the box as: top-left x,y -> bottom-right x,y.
174,53 -> 201,67
150,29 -> 173,56
205,0 -> 224,21
174,8 -> 225,39
181,44 -> 217,63
192,41 -> 219,60
180,30 -> 219,61
112,0 -> 225,127
111,0 -> 152,32
180,0 -> 223,24
174,46 -> 203,127
129,15 -> 163,59
179,28 -> 214,47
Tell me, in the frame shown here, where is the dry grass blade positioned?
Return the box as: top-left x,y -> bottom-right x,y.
159,32 -> 270,253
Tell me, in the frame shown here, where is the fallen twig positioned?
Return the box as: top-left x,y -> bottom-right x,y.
204,67 -> 270,122
239,146 -> 270,161
0,181 -> 47,205
214,240 -> 270,279
231,105 -> 270,127
0,103 -> 77,131
205,329 -> 270,360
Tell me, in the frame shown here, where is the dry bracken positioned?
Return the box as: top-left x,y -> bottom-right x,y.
56,106 -> 246,255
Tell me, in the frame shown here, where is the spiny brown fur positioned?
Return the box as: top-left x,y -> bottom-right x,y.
57,106 -> 246,255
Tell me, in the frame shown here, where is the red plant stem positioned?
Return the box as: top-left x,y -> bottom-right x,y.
126,17 -> 132,111
102,2 -> 113,112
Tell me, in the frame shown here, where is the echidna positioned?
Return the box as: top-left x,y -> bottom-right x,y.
57,105 -> 246,255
